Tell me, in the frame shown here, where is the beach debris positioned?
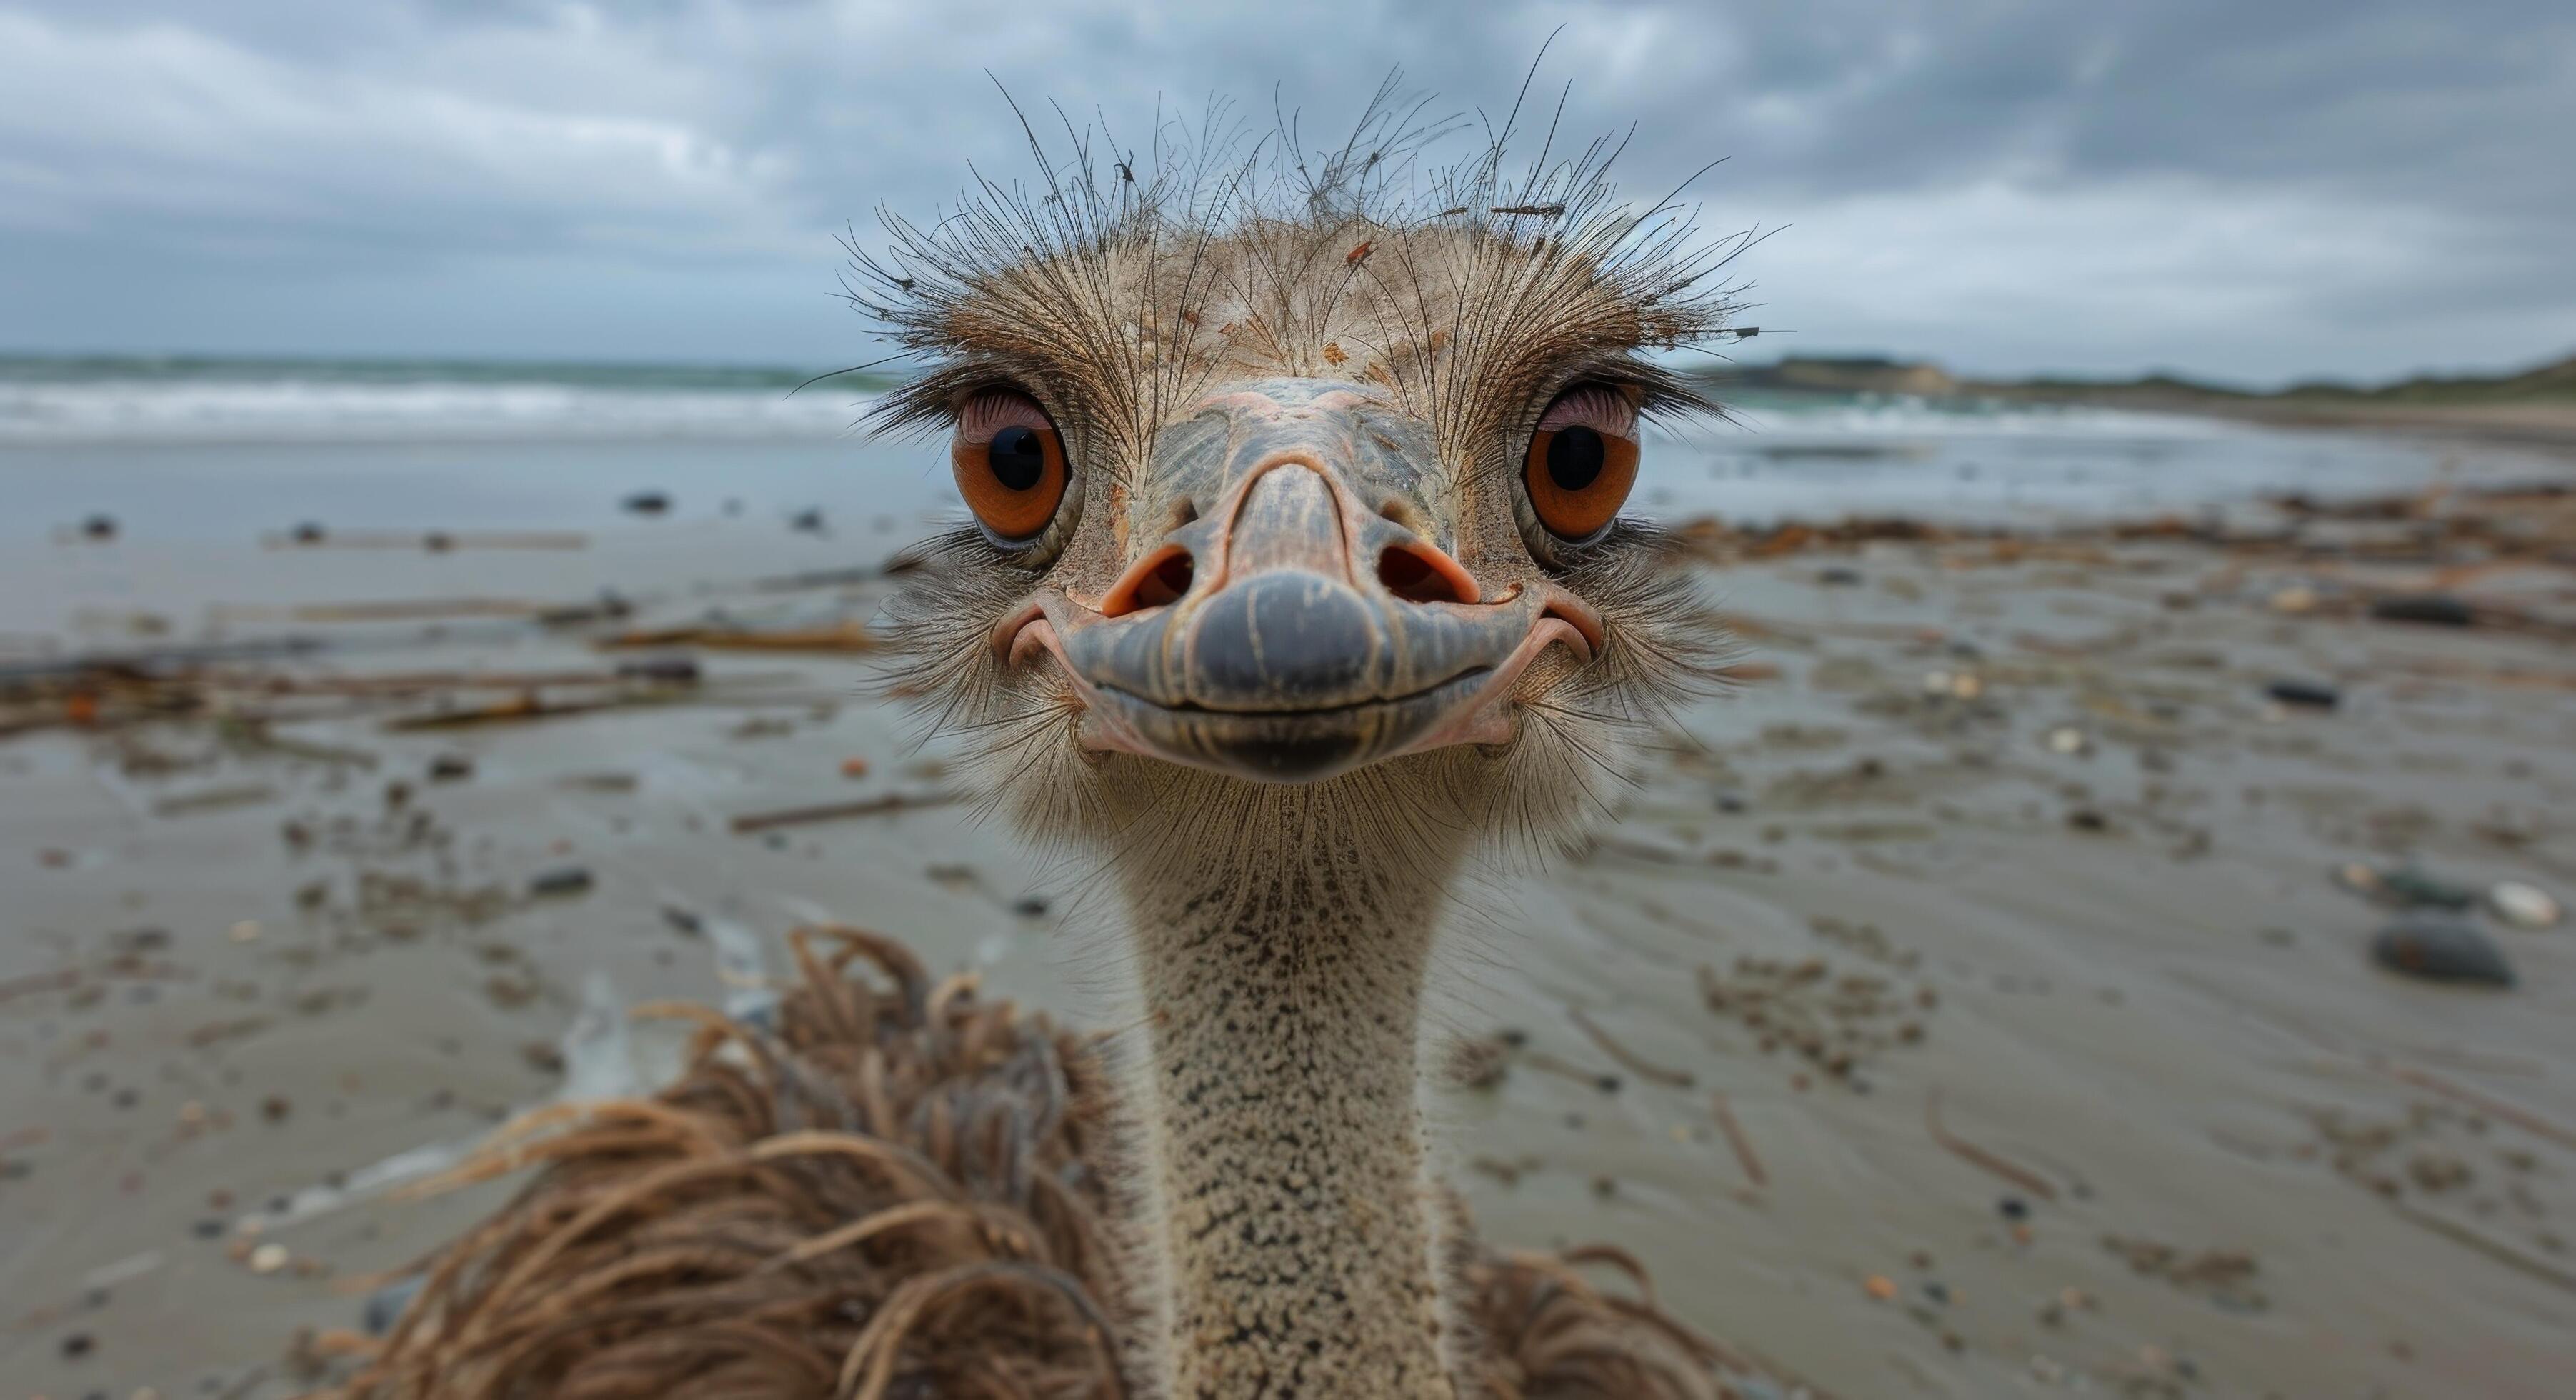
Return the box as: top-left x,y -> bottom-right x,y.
1569,1006 -> 1696,1089
2372,914 -> 2515,987
2489,881 -> 2561,929
151,783 -> 279,818
1442,1033 -> 1512,1090
614,656 -> 702,685
2336,862 -> 2477,910
1863,1274 -> 1897,1301
2045,725 -> 2090,756
727,788 -> 964,834
600,619 -> 878,654
839,756 -> 871,779
527,866 -> 594,899
1712,1092 -> 1766,1189
1925,1087 -> 2058,1201
2370,594 -> 2474,627
2265,679 -> 2339,709
621,491 -> 672,516
249,1242 -> 291,1275
1520,1049 -> 1623,1094
1697,955 -> 1933,1087
261,529 -> 586,551
2268,584 -> 2320,614
2101,1235 -> 2265,1312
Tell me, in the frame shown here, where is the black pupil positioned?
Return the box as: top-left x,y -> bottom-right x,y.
1545,426 -> 1605,492
987,426 -> 1045,491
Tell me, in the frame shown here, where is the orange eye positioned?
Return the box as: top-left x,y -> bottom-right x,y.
950,390 -> 1069,541
1523,386 -> 1639,541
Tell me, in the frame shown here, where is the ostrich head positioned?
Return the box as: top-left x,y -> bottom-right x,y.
871,89 -> 1744,862
859,84 -> 1752,1396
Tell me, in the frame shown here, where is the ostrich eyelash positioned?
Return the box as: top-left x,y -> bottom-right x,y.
1536,385 -> 1639,439
956,388 -> 1053,444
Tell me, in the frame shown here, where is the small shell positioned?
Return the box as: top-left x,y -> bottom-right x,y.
2490,881 -> 2560,929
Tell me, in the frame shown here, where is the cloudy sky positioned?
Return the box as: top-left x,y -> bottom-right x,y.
1,0 -> 2570,384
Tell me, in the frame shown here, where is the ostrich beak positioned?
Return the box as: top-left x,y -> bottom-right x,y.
995,382 -> 1602,783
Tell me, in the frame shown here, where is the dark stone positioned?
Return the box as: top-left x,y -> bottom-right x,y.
1998,1196 -> 2030,1221
2265,679 -> 2339,709
1011,897 -> 1049,918
80,514 -> 117,541
2370,594 -> 2474,627
528,866 -> 594,897
616,656 -> 702,686
426,754 -> 473,783
2379,866 -> 2477,911
362,1276 -> 424,1336
1817,566 -> 1864,586
789,507 -> 827,534
61,1331 -> 94,1359
621,491 -> 672,516
289,521 -> 327,544
2372,914 -> 2515,987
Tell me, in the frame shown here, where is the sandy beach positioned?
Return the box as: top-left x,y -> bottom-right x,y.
4,407 -> 2574,1399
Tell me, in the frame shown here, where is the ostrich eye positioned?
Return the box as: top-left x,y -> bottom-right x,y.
950,391 -> 1069,542
1523,386 -> 1639,541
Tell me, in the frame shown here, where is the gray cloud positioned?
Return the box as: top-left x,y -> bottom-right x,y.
1,0 -> 2569,381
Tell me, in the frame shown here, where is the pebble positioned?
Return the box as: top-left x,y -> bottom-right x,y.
248,1243 -> 289,1274
226,921 -> 261,944
2379,866 -> 2477,911
2370,594 -> 2474,627
616,656 -> 701,685
1817,566 -> 1864,586
427,754 -> 474,783
2265,679 -> 2339,709
839,756 -> 871,779
2268,584 -> 2320,614
2372,914 -> 2516,987
363,1276 -> 424,1336
528,866 -> 594,897
81,514 -> 119,541
2490,881 -> 2560,929
621,491 -> 672,516
2045,726 -> 2089,756
1864,1274 -> 1897,1301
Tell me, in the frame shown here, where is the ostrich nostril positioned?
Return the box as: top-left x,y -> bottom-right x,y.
1377,541 -> 1479,606
1102,545 -> 1195,616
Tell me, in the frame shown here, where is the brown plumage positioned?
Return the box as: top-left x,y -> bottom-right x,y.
321,926 -> 1772,1399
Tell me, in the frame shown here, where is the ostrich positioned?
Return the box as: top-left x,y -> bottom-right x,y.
334,87 -> 1767,1400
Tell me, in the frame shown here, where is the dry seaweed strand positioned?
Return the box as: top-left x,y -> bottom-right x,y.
316,924 -> 1762,1399
1568,1006 -> 1697,1089
1924,1087 -> 2058,1203
1709,1092 -> 1766,1189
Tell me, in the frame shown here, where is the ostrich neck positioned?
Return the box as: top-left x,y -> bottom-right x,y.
1117,834 -> 1462,1400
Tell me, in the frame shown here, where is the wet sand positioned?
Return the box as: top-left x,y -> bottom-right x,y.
5,457 -> 2575,1398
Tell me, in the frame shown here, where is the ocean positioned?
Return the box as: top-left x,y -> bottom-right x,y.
0,353 -> 2530,554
